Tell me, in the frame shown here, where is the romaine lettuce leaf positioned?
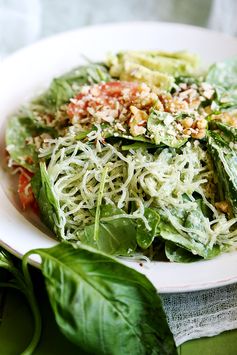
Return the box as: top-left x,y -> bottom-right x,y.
31,163 -> 64,239
147,110 -> 188,148
34,64 -> 111,112
206,58 -> 237,109
207,131 -> 237,217
27,242 -> 177,354
206,58 -> 237,88
6,113 -> 57,172
159,218 -> 220,259
165,241 -> 201,263
136,208 -> 160,249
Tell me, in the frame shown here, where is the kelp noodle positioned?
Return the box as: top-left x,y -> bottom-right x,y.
38,128 -> 237,252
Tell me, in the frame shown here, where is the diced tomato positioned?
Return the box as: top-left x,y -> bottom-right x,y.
67,81 -> 140,119
18,169 -> 37,211
96,81 -> 139,98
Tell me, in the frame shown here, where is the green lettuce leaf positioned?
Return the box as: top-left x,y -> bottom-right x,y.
136,208 -> 160,249
206,58 -> 237,88
35,64 -> 111,112
158,200 -> 221,260
6,113 -> 57,172
147,111 -> 188,148
209,115 -> 237,141
165,241 -> 201,263
80,205 -> 137,256
24,242 -> 177,355
31,163 -> 64,239
207,131 -> 237,217
206,58 -> 237,109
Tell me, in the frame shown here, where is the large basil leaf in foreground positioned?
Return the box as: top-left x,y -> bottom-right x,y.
25,243 -> 177,355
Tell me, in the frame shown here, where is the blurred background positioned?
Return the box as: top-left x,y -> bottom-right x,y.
0,0 -> 237,58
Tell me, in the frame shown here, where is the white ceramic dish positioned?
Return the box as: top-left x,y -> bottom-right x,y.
1,22 -> 237,293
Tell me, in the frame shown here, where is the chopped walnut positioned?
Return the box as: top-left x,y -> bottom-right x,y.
191,129 -> 206,140
215,201 -> 230,214
182,117 -> 194,129
67,81 -> 160,130
196,118 -> 208,129
129,106 -> 148,136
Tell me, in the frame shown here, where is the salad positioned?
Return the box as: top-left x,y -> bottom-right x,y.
5,50 -> 237,263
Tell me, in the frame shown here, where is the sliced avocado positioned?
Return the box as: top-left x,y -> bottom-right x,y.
108,50 -> 200,91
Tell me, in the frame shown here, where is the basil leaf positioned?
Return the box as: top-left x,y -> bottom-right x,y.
81,205 -> 137,256
105,130 -> 155,145
26,243 -> 177,355
165,241 -> 201,263
32,162 -> 64,239
0,249 -> 13,270
0,248 -> 41,355
136,208 -> 160,249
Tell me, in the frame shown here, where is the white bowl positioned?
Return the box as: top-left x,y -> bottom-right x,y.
1,22 -> 237,293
